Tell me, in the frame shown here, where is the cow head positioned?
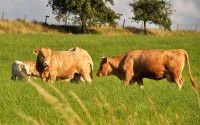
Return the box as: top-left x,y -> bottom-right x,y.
18,64 -> 31,76
96,57 -> 112,77
33,47 -> 52,67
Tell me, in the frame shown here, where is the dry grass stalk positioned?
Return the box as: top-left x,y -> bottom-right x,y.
148,97 -> 161,125
148,97 -> 171,125
96,91 -> 119,125
175,113 -> 180,125
47,84 -> 84,124
27,79 -> 85,125
0,19 -> 63,34
16,110 -> 44,125
69,91 -> 95,125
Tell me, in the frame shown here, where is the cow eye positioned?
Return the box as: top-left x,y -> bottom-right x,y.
41,55 -> 45,59
41,55 -> 45,58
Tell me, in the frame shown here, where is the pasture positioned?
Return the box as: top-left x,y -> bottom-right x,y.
0,34 -> 199,125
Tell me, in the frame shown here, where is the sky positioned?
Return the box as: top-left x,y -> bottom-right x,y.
0,0 -> 199,30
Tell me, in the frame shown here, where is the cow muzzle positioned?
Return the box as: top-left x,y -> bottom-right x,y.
96,72 -> 102,77
43,62 -> 49,67
96,72 -> 106,77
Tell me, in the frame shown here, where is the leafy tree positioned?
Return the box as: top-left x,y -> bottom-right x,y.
129,0 -> 174,34
48,0 -> 121,33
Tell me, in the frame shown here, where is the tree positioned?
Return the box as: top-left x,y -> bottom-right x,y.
48,0 -> 121,33
129,0 -> 174,34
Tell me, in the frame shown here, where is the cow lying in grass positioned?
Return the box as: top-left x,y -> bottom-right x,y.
33,47 -> 93,83
11,61 -> 31,81
96,49 -> 198,90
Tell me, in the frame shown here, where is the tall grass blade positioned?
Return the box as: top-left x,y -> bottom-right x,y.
69,91 -> 95,125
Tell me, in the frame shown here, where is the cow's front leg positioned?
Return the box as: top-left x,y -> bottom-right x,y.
124,70 -> 134,85
42,71 -> 50,82
49,70 -> 57,83
137,79 -> 144,89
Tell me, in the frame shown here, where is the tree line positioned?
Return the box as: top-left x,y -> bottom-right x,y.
47,0 -> 174,34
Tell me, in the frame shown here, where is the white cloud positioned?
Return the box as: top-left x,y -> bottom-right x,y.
172,0 -> 200,24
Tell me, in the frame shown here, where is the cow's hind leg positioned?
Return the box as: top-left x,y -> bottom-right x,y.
81,73 -> 92,83
173,72 -> 183,90
179,75 -> 184,84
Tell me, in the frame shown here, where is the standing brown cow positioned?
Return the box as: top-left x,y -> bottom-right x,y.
97,49 -> 198,90
33,47 -> 92,83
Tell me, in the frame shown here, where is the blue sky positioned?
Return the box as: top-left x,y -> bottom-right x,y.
0,0 -> 199,30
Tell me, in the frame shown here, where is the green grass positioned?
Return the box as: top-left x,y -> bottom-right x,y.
0,34 -> 200,125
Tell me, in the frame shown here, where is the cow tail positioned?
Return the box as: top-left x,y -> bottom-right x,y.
90,63 -> 93,80
184,51 -> 198,90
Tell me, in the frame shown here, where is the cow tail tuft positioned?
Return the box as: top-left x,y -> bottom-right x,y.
185,51 -> 198,90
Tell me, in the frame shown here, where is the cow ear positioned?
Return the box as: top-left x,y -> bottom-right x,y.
33,49 -> 39,55
102,57 -> 108,62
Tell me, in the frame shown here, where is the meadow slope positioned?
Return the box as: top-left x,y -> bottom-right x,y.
0,34 -> 199,125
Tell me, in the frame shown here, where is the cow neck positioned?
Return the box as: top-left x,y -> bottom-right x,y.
108,58 -> 123,80
108,54 -> 124,68
51,53 -> 60,70
108,55 -> 124,74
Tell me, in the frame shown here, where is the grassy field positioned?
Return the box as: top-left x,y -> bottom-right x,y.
0,34 -> 199,125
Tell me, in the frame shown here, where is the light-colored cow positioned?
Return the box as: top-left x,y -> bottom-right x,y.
97,49 -> 198,90
11,61 -> 31,81
68,47 -> 93,82
33,47 -> 92,83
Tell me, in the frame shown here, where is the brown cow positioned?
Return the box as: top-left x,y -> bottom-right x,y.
23,61 -> 40,77
97,49 -> 198,90
33,47 -> 92,83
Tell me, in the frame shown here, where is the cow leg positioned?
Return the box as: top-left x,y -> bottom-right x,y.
80,72 -> 92,83
173,73 -> 183,90
179,76 -> 184,84
42,71 -> 50,82
71,73 -> 85,83
49,70 -> 57,83
11,75 -> 16,81
130,78 -> 136,85
137,79 -> 144,89
172,61 -> 185,90
124,70 -> 134,85
79,77 -> 85,82
62,78 -> 73,82
82,73 -> 92,83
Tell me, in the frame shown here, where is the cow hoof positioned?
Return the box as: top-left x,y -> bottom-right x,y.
140,86 -> 144,89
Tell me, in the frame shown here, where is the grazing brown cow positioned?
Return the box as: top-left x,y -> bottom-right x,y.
23,61 -> 40,77
97,49 -> 198,90
33,47 -> 92,83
